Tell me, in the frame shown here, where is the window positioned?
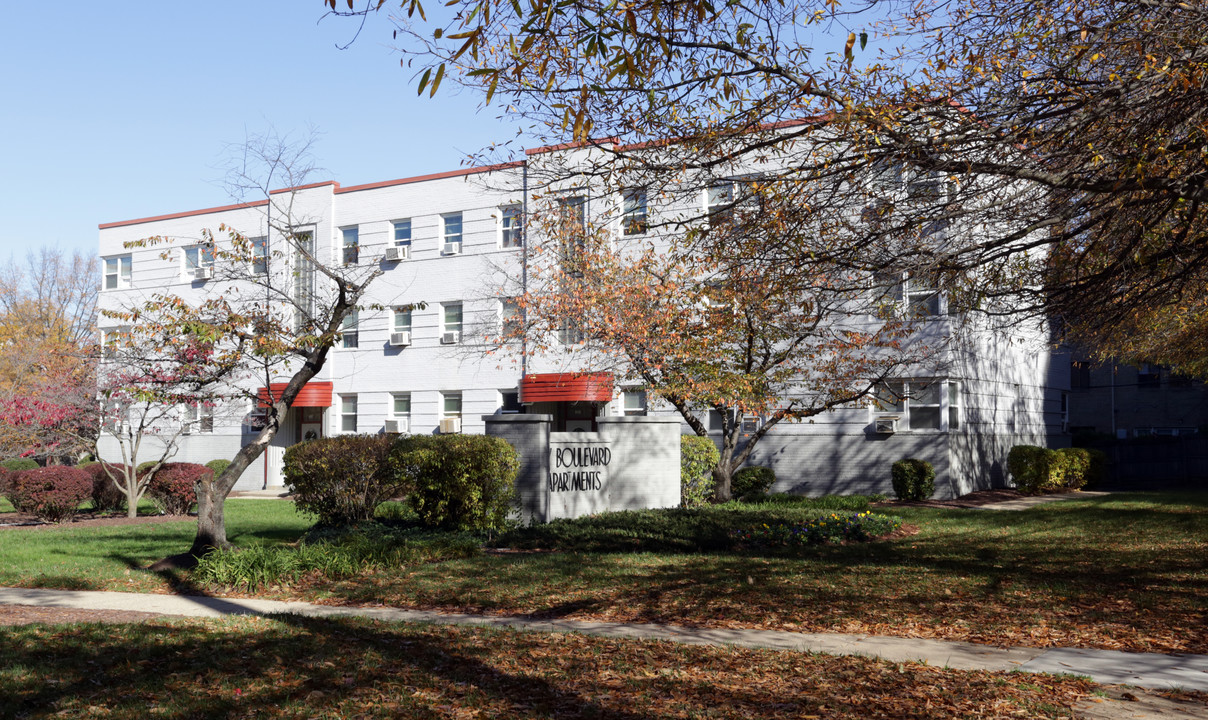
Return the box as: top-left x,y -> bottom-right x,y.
442,392 -> 462,419
868,272 -> 941,318
622,388 -> 647,416
500,389 -> 521,414
393,308 -> 412,334
874,379 -> 957,431
100,327 -> 128,359
292,230 -> 316,328
442,213 -> 463,248
392,219 -> 412,247
500,299 -> 522,339
341,310 -> 359,349
905,274 -> 941,317
1137,363 -> 1161,389
390,393 -> 411,433
250,236 -> 268,275
341,227 -> 359,265
182,404 -> 214,434
103,255 -> 132,290
622,189 -> 647,235
443,303 -> 463,336
500,205 -> 523,248
706,182 -> 734,223
101,400 -> 129,434
1071,361 -> 1092,389
558,196 -> 587,275
184,245 -> 215,277
339,394 -> 358,433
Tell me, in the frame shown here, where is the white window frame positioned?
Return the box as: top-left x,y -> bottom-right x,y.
442,302 -> 463,336
500,299 -> 521,339
103,255 -> 132,290
182,404 -> 214,435
341,226 -> 359,266
621,189 -> 648,235
341,310 -> 359,349
442,392 -> 463,419
392,219 -> 412,247
872,379 -> 957,432
339,394 -> 358,434
392,307 -> 413,334
390,392 -> 411,432
250,236 -> 268,275
184,245 -> 216,278
499,389 -> 521,414
868,272 -> 944,318
705,181 -> 734,223
621,388 -> 648,416
499,205 -> 523,249
442,212 -> 463,247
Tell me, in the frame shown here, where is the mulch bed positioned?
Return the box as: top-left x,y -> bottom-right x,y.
0,510 -> 193,530
874,488 -> 1026,509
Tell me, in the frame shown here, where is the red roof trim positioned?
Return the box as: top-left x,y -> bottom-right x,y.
98,199 -> 269,230
336,161 -> 525,195
520,372 -> 614,403
256,381 -> 335,408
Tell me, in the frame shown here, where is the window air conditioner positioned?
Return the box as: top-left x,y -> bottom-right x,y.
193,267 -> 214,280
389,331 -> 412,347
439,417 -> 461,434
441,331 -> 461,345
874,416 -> 899,434
441,242 -> 462,256
384,418 -> 409,434
384,245 -> 410,262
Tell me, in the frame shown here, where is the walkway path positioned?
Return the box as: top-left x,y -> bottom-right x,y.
2,586 -> 1206,693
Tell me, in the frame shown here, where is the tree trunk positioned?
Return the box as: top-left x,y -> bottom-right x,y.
712,462 -> 734,502
190,471 -> 230,555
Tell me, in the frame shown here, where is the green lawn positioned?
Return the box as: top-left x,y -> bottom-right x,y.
0,500 -> 313,592
0,614 -> 1096,719
2,492 -> 1205,655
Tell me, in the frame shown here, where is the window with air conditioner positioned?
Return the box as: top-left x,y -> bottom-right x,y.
103,255 -> 132,290
387,393 -> 411,433
184,245 -> 215,280
872,379 -> 958,432
390,308 -> 412,346
441,302 -> 462,344
500,205 -> 523,248
341,227 -> 359,266
440,392 -> 462,433
442,212 -> 463,255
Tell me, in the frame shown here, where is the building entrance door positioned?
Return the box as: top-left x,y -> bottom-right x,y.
299,407 -> 324,442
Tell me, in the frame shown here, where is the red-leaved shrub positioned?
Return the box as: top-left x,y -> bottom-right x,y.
83,463 -> 130,513
146,463 -> 204,515
11,466 -> 92,523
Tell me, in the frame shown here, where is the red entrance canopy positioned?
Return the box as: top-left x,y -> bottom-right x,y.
257,381 -> 334,408
520,372 -> 614,403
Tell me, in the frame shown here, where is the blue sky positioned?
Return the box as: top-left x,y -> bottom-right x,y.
0,2 -> 516,260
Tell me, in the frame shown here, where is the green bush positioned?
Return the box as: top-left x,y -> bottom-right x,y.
390,434 -> 519,533
680,435 -> 719,507
733,511 -> 903,546
2,459 -> 39,473
754,493 -> 886,511
732,466 -> 775,500
283,435 -> 401,526
11,466 -> 92,523
146,463 -> 204,515
1007,445 -> 1068,494
891,458 -> 936,501
1085,448 -> 1109,487
206,459 -> 232,480
1056,447 -> 1092,489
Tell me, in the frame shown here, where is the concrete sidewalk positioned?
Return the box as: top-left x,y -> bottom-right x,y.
2,587 -> 1206,692
978,490 -> 1112,511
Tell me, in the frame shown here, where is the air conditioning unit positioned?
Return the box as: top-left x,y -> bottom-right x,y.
438,417 -> 461,434
384,245 -> 410,262
193,267 -> 214,280
384,418 -> 409,434
441,242 -> 462,256
441,330 -> 461,345
389,331 -> 412,347
874,416 -> 899,434
740,416 -> 760,433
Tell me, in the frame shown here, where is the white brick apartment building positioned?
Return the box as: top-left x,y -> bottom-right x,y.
97,146 -> 1069,497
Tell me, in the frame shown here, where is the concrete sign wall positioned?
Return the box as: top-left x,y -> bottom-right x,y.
484,413 -> 681,523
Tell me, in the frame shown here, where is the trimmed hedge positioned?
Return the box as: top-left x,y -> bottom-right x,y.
680,435 -> 719,507
1,459 -> 39,473
206,459 -> 232,479
1085,448 -> 1109,487
1007,445 -> 1067,494
390,434 -> 518,533
11,466 -> 92,522
283,435 -> 401,526
83,463 -> 130,513
732,466 -> 776,500
147,463 -> 204,515
1056,447 -> 1092,490
891,458 -> 936,500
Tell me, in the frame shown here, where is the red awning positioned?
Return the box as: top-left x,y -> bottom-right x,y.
520,373 -> 614,403
257,381 -> 334,408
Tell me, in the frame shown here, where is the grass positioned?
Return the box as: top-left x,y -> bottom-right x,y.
0,614 -> 1097,719
1,492 -> 1206,655
0,500 -> 313,592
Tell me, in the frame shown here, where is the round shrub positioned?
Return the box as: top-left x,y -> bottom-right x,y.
84,462 -> 130,513
680,435 -> 719,507
732,466 -> 776,500
390,434 -> 518,533
11,466 -> 92,522
1085,448 -> 1109,487
1007,445 -> 1067,494
283,435 -> 401,526
2,459 -> 39,473
0,468 -> 19,510
206,459 -> 232,480
891,458 -> 936,500
146,463 -> 205,515
1056,447 -> 1091,489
